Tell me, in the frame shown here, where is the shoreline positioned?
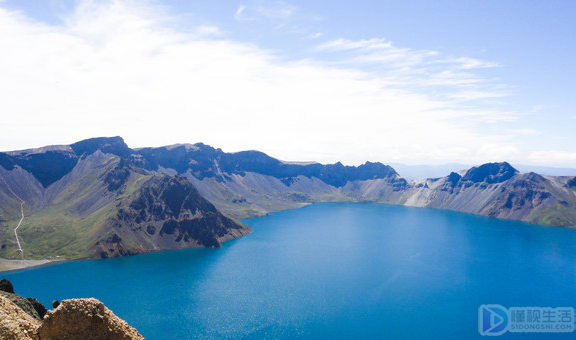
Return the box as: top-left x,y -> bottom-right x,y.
2,201 -> 569,274
0,259 -> 53,273
0,226 -> 253,274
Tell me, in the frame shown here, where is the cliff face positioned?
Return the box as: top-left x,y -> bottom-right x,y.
96,175 -> 250,258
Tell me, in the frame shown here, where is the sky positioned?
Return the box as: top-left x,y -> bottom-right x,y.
1,0 -> 575,167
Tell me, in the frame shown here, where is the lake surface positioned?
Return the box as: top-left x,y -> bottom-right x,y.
4,202 -> 576,339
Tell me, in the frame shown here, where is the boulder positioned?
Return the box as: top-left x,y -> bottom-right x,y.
0,278 -> 15,294
38,298 -> 145,340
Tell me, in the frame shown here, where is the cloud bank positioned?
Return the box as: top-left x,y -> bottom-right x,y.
0,1 -> 569,166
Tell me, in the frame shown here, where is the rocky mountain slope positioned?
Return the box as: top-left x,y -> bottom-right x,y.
1,137 -> 575,261
0,137 -> 250,260
136,142 -> 576,227
342,162 -> 576,227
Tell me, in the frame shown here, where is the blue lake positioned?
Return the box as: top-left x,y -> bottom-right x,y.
3,202 -> 576,339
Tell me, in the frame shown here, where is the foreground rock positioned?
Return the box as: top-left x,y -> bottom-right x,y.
0,279 -> 145,340
0,291 -> 44,321
38,298 -> 144,340
0,295 -> 39,340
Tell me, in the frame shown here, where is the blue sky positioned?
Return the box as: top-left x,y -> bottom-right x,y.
1,0 -> 575,167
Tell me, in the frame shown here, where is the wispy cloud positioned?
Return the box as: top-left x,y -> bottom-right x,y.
528,151 -> 576,166
317,38 -> 394,51
195,25 -> 222,37
315,37 -> 508,103
510,128 -> 541,135
446,90 -> 510,102
444,57 -> 500,70
476,144 -> 521,162
0,1 -> 571,166
234,1 -> 296,23
234,5 -> 252,21
307,32 -> 323,39
255,1 -> 296,20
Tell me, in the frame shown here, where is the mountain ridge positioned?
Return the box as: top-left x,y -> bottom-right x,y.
1,137 -> 575,262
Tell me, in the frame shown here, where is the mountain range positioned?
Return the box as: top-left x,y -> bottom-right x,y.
390,162 -> 576,179
1,137 -> 575,260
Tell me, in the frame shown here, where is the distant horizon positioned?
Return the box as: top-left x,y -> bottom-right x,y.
1,0 -> 575,167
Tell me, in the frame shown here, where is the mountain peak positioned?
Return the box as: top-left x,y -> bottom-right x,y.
462,162 -> 518,184
359,161 -> 399,177
568,177 -> 576,188
70,137 -> 131,158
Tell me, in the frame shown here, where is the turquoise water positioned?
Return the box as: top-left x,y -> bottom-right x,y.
4,202 -> 576,339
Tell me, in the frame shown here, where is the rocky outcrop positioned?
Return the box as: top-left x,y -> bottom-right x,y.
0,279 -> 46,321
0,295 -> 39,340
38,298 -> 144,340
0,279 -> 144,340
1,278 -> 15,293
0,291 -> 43,321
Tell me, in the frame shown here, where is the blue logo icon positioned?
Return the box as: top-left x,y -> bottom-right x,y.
479,304 -> 509,336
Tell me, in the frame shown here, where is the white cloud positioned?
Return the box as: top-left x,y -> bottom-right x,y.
234,1 -> 295,23
475,144 -> 522,164
528,151 -> 576,167
234,5 -> 252,21
446,57 -> 500,70
446,90 -> 510,102
315,37 -> 509,104
195,25 -> 222,37
255,2 -> 296,20
510,128 -> 540,135
0,1 -> 572,167
307,32 -> 323,39
317,38 -> 394,51
425,70 -> 485,86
